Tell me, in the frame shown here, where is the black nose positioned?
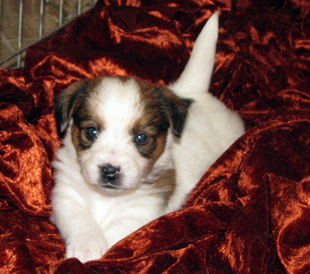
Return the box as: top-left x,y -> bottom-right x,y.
101,164 -> 120,179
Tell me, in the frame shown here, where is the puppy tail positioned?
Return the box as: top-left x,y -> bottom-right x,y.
169,11 -> 219,101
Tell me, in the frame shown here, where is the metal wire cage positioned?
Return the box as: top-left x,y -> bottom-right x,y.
0,0 -> 96,69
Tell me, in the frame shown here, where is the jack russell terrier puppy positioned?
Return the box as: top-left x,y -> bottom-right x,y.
50,12 -> 244,263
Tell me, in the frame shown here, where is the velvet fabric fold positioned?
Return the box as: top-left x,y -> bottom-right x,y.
1,0 -> 310,273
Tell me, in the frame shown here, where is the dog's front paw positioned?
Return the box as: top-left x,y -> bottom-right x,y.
66,235 -> 108,263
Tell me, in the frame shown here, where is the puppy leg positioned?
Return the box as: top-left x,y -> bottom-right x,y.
102,197 -> 164,250
104,219 -> 147,249
51,187 -> 107,263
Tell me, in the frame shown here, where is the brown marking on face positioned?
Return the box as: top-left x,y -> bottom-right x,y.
72,115 -> 104,152
55,78 -> 102,132
55,77 -> 105,152
56,76 -> 188,197
74,106 -> 105,153
131,78 -> 170,161
126,78 -> 176,199
71,124 -> 80,151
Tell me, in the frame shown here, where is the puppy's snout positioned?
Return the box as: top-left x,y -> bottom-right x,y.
101,164 -> 120,180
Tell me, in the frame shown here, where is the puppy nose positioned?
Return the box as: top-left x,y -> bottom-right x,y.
101,164 -> 120,178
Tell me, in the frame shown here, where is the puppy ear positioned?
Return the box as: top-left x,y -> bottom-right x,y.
156,86 -> 192,138
54,80 -> 90,134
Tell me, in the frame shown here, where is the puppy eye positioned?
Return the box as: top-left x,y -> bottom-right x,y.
85,127 -> 99,140
135,133 -> 148,145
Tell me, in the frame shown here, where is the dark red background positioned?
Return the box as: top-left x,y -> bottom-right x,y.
1,0 -> 310,273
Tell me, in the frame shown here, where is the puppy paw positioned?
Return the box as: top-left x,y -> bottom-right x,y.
66,235 -> 108,263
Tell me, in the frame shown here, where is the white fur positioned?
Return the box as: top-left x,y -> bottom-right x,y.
52,125 -> 170,262
50,12 -> 244,263
78,78 -> 173,190
167,11 -> 245,211
51,78 -> 172,262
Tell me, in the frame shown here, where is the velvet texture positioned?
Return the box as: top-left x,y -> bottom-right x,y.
1,0 -> 310,273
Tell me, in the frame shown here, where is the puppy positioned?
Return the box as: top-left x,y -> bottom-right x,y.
50,12 -> 244,263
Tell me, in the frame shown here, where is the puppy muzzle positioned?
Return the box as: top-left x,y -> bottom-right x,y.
100,164 -> 122,189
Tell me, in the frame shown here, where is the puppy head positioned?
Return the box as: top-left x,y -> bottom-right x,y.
55,76 -> 191,191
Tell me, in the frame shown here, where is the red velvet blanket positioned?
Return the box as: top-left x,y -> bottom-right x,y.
1,0 -> 310,273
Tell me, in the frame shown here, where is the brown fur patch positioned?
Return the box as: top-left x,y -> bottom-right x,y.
55,78 -> 102,133
56,76 -> 189,199
131,78 -> 170,160
144,168 -> 176,206
55,78 -> 104,152
130,78 -> 179,200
